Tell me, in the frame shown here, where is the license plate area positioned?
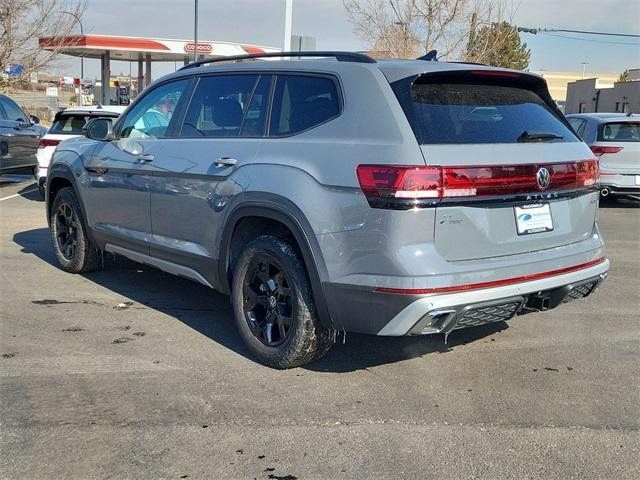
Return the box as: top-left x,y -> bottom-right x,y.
514,203 -> 554,235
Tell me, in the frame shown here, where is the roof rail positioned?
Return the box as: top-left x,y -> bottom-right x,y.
178,51 -> 376,70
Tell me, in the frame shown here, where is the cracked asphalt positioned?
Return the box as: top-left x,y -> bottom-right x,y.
1,175 -> 639,479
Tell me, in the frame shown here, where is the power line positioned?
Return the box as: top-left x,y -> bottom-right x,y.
539,32 -> 640,46
518,27 -> 640,38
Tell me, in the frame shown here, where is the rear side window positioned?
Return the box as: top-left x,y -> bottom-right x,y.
598,122 -> 640,142
180,74 -> 264,138
397,76 -> 577,145
269,75 -> 340,136
568,117 -> 586,138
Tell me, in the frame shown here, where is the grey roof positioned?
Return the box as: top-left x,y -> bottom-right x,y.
566,113 -> 638,123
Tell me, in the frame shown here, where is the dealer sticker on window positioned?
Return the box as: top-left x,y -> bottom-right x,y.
514,203 -> 554,235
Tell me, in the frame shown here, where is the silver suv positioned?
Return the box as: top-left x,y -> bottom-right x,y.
46,52 -> 609,368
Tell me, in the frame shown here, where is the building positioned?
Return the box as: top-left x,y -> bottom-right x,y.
565,70 -> 640,114
532,70 -> 619,105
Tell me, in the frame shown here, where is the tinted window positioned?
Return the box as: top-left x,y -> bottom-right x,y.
598,122 -> 640,142
0,96 -> 27,122
180,75 -> 265,137
270,75 -> 340,136
119,80 -> 188,139
50,114 -> 117,135
400,79 -> 577,144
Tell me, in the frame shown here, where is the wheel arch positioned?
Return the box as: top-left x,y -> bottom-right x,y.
218,199 -> 334,330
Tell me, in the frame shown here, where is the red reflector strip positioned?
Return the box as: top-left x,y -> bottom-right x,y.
469,70 -> 521,78
590,146 -> 623,156
38,139 -> 60,148
375,257 -> 607,295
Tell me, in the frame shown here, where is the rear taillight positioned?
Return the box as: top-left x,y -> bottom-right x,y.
356,165 -> 442,202
38,139 -> 60,149
357,159 -> 599,209
590,145 -> 623,156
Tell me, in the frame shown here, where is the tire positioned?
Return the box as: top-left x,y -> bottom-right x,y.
50,187 -> 101,273
232,235 -> 334,369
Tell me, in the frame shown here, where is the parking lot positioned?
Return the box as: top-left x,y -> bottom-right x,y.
0,175 -> 638,479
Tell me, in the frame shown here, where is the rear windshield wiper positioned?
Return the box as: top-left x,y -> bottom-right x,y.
517,131 -> 564,143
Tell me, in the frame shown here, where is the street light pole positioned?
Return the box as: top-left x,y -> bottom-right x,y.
63,11 -> 83,107
194,0 -> 199,62
283,0 -> 292,51
62,11 -> 84,79
581,62 -> 589,80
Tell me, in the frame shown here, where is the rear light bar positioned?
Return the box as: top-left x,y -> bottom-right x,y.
376,257 -> 606,295
38,139 -> 61,149
469,70 -> 521,78
590,146 -> 623,156
357,159 -> 598,208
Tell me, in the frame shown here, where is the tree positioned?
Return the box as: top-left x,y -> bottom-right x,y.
343,0 -> 472,59
617,70 -> 630,82
465,21 -> 530,69
0,0 -> 86,90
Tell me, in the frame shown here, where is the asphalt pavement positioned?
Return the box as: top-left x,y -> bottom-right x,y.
1,175 -> 639,479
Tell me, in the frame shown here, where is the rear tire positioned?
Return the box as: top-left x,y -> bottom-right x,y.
231,235 -> 334,369
50,187 -> 101,273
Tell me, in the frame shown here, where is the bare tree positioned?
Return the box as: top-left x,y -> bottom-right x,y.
343,0 -> 474,59
0,0 -> 86,90
343,0 -> 523,63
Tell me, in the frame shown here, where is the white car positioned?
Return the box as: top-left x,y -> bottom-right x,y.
567,113 -> 640,199
36,106 -> 126,197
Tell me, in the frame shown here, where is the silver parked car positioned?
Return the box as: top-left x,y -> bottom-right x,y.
567,113 -> 640,198
46,51 -> 608,368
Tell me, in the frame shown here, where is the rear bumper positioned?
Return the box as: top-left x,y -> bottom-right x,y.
599,173 -> 639,194
325,257 -> 609,336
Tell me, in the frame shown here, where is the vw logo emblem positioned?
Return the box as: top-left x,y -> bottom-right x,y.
537,167 -> 551,190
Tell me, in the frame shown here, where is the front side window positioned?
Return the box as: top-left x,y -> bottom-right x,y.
180,75 -> 265,138
0,97 -> 27,123
269,75 -> 340,136
119,80 -> 188,139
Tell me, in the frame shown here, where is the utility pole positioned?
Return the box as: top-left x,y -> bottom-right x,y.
63,11 -> 83,106
194,0 -> 199,62
283,0 -> 292,51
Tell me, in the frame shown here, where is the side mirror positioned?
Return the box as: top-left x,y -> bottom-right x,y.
30,115 -> 40,124
84,117 -> 114,141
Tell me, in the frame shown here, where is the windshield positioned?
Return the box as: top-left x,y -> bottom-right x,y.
394,75 -> 578,145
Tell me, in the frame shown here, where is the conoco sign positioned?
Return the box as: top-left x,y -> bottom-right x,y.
184,43 -> 213,54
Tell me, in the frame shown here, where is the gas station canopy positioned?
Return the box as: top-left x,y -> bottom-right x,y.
39,34 -> 279,62
39,35 -> 279,104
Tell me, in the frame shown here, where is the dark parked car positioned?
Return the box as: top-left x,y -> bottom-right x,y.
0,94 -> 44,174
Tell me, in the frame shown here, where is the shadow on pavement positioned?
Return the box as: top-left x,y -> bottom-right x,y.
14,227 -> 506,372
599,196 -> 640,209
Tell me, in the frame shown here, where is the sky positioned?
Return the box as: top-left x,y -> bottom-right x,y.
56,0 -> 640,79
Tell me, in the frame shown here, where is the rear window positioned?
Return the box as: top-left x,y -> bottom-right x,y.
396,76 -> 577,145
50,113 -> 118,135
598,122 -> 640,142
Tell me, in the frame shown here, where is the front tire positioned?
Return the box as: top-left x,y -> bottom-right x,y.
231,235 -> 334,369
50,187 -> 101,273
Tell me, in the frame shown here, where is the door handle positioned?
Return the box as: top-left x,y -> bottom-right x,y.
215,157 -> 237,167
137,154 -> 154,163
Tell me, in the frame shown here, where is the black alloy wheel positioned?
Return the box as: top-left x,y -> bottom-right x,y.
55,202 -> 79,261
243,255 -> 293,347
